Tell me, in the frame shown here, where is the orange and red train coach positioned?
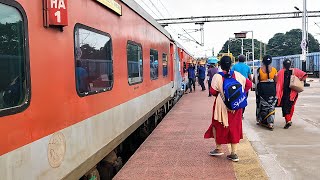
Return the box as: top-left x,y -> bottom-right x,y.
0,0 -> 192,179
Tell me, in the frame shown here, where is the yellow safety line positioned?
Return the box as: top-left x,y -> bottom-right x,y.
230,135 -> 268,180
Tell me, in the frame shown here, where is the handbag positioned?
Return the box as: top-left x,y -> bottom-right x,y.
289,69 -> 304,93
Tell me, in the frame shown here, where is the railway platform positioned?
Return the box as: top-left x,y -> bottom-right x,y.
114,89 -> 267,180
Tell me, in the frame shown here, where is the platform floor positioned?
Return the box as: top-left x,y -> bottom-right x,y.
114,88 -> 267,180
243,79 -> 320,179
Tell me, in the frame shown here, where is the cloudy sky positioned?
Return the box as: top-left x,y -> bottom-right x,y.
134,0 -> 320,57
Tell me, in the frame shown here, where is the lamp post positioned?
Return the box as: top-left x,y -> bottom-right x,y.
245,52 -> 252,63
234,32 -> 246,56
294,5 -> 308,62
250,31 -> 255,72
295,2 -> 310,86
241,38 -> 244,55
251,31 -> 254,61
240,31 -> 254,69
240,31 -> 254,60
228,38 -> 231,55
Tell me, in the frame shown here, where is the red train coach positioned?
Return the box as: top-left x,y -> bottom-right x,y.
0,0 -> 190,179
175,43 -> 193,84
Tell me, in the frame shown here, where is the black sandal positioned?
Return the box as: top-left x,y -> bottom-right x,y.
284,121 -> 292,129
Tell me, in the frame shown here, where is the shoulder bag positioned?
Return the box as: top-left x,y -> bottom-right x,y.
289,69 -> 304,93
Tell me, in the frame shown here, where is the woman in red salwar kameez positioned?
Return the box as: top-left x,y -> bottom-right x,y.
204,56 -> 252,162
276,59 -> 307,129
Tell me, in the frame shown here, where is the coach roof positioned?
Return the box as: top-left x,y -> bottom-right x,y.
121,0 -> 172,40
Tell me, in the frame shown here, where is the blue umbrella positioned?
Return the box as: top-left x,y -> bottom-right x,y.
207,57 -> 219,64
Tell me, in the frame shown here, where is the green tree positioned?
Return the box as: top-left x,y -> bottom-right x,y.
267,29 -> 320,56
219,39 -> 264,60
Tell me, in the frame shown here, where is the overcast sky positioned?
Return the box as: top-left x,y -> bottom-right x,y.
134,0 -> 320,58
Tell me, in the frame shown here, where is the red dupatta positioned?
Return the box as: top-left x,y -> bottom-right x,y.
276,68 -> 307,106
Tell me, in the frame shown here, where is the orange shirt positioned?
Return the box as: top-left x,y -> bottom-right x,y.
259,67 -> 277,81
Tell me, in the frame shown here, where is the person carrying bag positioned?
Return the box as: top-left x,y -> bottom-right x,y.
289,69 -> 304,93
276,59 -> 308,129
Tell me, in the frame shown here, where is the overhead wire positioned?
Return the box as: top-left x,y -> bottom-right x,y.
156,0 -> 187,36
137,0 -> 160,19
161,1 -> 213,56
156,0 -> 206,55
135,0 -> 203,56
146,0 -> 181,37
136,0 -> 176,34
148,0 -> 186,45
157,0 -> 173,17
146,0 -> 165,18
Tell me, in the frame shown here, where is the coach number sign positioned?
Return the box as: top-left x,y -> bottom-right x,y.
43,0 -> 68,27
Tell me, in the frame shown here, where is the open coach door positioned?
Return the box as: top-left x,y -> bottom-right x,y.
175,47 -> 183,95
170,43 -> 174,89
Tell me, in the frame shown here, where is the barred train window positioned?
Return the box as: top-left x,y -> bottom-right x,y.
0,3 -> 28,111
162,53 -> 168,77
74,24 -> 113,96
150,49 -> 158,80
127,42 -> 143,85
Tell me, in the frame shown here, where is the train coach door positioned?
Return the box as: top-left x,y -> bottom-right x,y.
180,50 -> 184,77
170,43 -> 174,88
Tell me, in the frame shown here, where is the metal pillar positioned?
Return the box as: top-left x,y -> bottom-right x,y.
260,41 -> 262,60
228,38 -> 232,55
228,40 -> 230,55
241,38 -> 244,55
200,23 -> 204,46
302,0 -> 307,62
302,0 -> 310,86
251,31 -> 255,71
251,31 -> 254,61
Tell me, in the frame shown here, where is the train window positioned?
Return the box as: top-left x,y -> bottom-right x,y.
150,49 -> 158,80
74,24 -> 113,96
162,53 -> 168,77
127,41 -> 143,85
0,2 -> 30,115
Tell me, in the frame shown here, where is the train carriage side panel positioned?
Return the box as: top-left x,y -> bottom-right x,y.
272,52 -> 320,75
0,0 -> 176,179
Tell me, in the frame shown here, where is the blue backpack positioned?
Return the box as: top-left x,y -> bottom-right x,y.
218,71 -> 247,110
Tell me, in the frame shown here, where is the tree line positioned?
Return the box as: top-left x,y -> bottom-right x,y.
219,29 -> 320,60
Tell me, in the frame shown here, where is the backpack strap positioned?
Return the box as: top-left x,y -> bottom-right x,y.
218,70 -> 234,78
229,70 -> 234,77
218,71 -> 225,76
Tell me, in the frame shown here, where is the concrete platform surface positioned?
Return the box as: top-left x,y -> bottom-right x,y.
114,88 -> 266,180
244,79 -> 320,180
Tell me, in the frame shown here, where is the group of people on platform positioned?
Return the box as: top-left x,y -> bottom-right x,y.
187,54 -> 308,162
184,62 -> 208,93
